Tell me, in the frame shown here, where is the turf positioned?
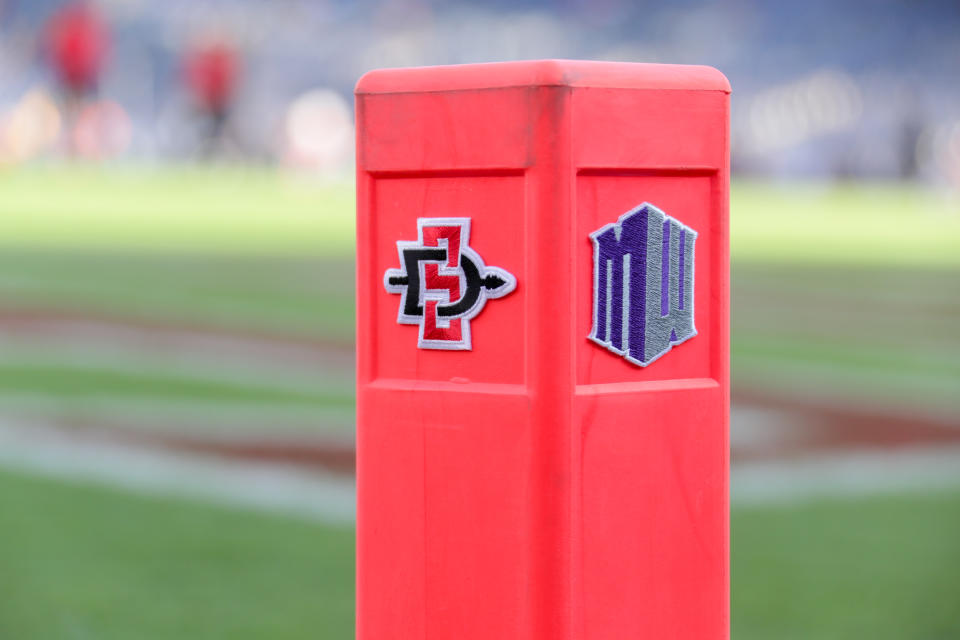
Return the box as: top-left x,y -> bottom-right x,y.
731,262 -> 960,414
733,490 -> 960,639
2,167 -> 959,266
731,180 -> 960,267
0,166 -> 355,256
0,363 -> 353,408
4,253 -> 957,422
0,468 -> 354,639
0,250 -> 355,341
1,468 -> 958,639
1,160 -> 956,640
2,167 -> 958,426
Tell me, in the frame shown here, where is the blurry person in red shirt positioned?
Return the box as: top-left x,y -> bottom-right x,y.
183,35 -> 241,157
45,1 -> 107,99
44,1 -> 109,155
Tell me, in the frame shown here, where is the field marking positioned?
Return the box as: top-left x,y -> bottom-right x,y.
0,420 -> 355,525
733,445 -> 960,505
3,418 -> 960,523
0,394 -> 355,438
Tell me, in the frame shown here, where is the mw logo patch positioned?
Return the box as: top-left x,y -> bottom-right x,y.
384,217 -> 516,350
589,203 -> 697,367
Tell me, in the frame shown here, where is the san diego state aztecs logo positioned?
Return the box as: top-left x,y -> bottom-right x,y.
384,217 -> 516,350
589,202 -> 697,367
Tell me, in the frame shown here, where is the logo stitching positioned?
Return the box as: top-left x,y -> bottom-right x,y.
589,202 -> 697,367
384,217 -> 516,350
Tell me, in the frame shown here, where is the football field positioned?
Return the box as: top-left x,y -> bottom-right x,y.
2,468 -> 959,639
0,166 -> 958,637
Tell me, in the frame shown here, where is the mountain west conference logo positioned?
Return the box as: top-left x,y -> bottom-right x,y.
590,203 -> 697,367
384,218 -> 516,350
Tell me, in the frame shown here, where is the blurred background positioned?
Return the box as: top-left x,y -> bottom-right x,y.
0,0 -> 958,638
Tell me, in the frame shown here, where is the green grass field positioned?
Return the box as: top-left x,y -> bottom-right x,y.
1,166 -> 957,423
0,166 -> 355,256
2,468 -> 958,639
1,165 -> 958,637
3,167 -> 959,265
0,469 -> 354,639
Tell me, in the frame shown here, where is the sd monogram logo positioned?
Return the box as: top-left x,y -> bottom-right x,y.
589,203 -> 697,367
384,218 -> 517,350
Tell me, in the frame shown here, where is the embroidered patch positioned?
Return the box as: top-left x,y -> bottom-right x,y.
384,217 -> 516,350
589,202 -> 697,367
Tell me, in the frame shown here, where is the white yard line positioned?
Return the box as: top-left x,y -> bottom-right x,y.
732,445 -> 960,505
0,420 -> 355,525
2,420 -> 959,525
0,393 -> 355,436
